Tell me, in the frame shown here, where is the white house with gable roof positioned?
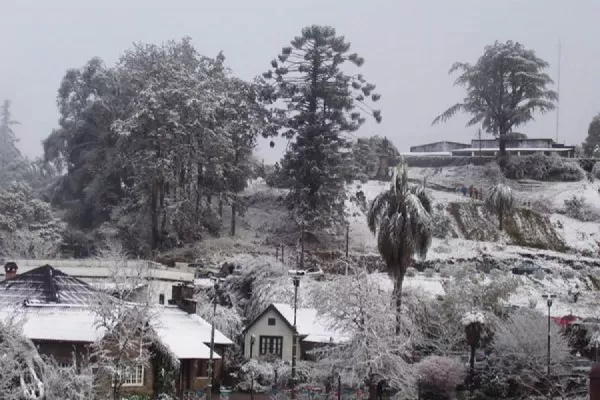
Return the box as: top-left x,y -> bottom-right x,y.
243,303 -> 347,362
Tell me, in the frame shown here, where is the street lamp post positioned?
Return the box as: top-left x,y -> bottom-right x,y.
542,293 -> 556,393
207,279 -> 221,400
291,273 -> 301,400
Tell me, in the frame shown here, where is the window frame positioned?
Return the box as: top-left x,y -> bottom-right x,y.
120,365 -> 145,387
195,359 -> 209,379
259,335 -> 283,357
267,317 -> 276,326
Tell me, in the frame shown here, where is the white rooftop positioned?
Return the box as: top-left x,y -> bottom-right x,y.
272,303 -> 349,343
0,304 -> 232,360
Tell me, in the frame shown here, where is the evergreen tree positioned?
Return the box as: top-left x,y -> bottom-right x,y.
583,113 -> 600,157
0,100 -> 23,182
433,41 -> 557,159
262,25 -> 381,231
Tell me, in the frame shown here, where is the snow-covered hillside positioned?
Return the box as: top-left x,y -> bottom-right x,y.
199,165 -> 600,321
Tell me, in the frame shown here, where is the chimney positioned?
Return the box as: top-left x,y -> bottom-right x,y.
170,283 -> 197,314
4,262 -> 18,280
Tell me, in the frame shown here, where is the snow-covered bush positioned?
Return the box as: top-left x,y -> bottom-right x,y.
424,268 -> 435,278
405,267 -> 417,277
42,356 -> 94,400
235,359 -> 292,392
492,309 -> 571,394
417,356 -> 466,399
503,154 -> 584,182
563,195 -> 598,222
592,162 -> 600,179
483,161 -> 503,182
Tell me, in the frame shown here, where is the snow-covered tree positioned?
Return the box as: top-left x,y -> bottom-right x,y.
350,135 -> 399,182
41,356 -> 94,400
0,182 -> 63,258
367,162 -> 433,333
583,113 -> 600,157
311,270 -> 419,398
0,100 -> 22,175
90,242 -> 156,400
433,40 -> 557,159
262,25 -> 381,232
491,309 -> 571,396
0,314 -> 45,400
484,183 -> 515,231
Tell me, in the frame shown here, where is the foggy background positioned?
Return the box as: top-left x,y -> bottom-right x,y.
1,0 -> 598,164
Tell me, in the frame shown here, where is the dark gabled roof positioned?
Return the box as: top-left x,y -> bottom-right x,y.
242,303 -> 296,335
0,265 -> 101,307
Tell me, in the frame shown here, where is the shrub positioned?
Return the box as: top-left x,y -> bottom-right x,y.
532,269 -> 545,281
424,268 -> 435,278
504,154 -> 584,182
483,161 -> 503,182
592,162 -> 600,179
562,269 -> 576,279
406,267 -> 417,277
417,356 -> 466,399
563,195 -> 598,222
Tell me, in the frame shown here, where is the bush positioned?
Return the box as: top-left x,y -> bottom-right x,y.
417,356 -> 466,399
503,154 -> 585,182
592,162 -> 600,179
483,161 -> 503,182
424,268 -> 435,278
405,267 -> 417,277
563,195 -> 598,222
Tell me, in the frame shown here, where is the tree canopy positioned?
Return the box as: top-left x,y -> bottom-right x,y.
262,25 -> 381,232
583,113 -> 600,157
432,41 -> 557,158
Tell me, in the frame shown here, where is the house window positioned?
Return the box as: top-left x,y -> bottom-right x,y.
57,360 -> 73,369
259,336 -> 283,357
268,318 -> 276,326
120,365 -> 144,386
196,360 -> 209,378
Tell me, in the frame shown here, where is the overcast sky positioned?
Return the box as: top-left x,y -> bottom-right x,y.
2,0 -> 599,163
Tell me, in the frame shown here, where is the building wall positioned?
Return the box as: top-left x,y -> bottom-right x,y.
34,340 -> 91,368
410,141 -> 469,153
471,138 -> 554,149
244,309 -> 294,361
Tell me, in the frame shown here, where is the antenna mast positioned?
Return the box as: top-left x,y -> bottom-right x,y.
555,39 -> 561,143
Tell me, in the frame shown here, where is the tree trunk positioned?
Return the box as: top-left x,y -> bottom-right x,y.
230,199 -> 236,237
470,344 -> 476,394
499,132 -> 507,158
218,196 -> 223,218
151,180 -> 159,249
394,272 -> 405,335
499,208 -> 504,231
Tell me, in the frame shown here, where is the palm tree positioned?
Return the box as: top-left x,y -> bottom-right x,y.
367,162 -> 433,334
484,183 -> 514,231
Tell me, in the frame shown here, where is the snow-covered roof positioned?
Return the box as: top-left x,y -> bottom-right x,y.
0,265 -> 100,307
401,152 -> 452,156
271,303 -> 348,343
0,307 -> 103,343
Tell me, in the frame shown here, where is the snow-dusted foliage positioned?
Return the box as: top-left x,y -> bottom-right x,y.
503,153 -> 584,182
261,25 -> 381,232
583,113 -> 600,157
90,246 -> 157,400
311,270 -> 419,392
367,161 -> 432,331
0,182 -> 63,258
0,314 -> 46,400
433,40 -> 557,158
461,311 -> 485,327
484,183 -> 514,231
44,39 -> 275,256
491,309 -> 571,395
41,356 -> 94,400
416,356 -> 466,399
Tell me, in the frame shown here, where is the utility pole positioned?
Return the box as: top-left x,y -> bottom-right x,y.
207,281 -> 219,399
477,128 -> 482,158
555,38 -> 561,143
300,222 -> 305,269
345,224 -> 349,258
291,275 -> 301,399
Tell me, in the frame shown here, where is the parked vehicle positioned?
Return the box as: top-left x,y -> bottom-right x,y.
188,260 -> 221,278
288,266 -> 324,279
571,357 -> 592,375
511,260 -> 549,275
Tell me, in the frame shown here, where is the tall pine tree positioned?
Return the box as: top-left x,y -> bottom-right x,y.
0,100 -> 21,172
262,25 -> 381,232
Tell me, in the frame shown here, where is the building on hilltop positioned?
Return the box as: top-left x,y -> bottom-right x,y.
405,137 -> 576,158
0,263 -> 232,398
